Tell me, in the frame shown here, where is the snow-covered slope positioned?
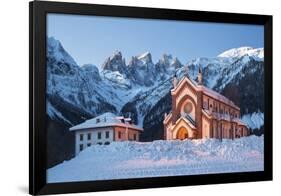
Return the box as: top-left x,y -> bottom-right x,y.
242,112 -> 264,129
47,135 -> 264,182
47,37 -> 121,124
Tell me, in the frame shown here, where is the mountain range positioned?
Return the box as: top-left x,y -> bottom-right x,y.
46,37 -> 264,168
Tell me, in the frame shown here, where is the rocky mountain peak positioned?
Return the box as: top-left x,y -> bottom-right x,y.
47,37 -> 78,67
159,54 -> 172,66
111,50 -> 123,61
137,52 -> 153,64
101,51 -> 127,74
171,57 -> 182,69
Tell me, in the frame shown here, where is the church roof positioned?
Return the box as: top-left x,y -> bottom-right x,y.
232,118 -> 248,126
69,112 -> 143,131
173,76 -> 240,110
198,85 -> 239,110
174,116 -> 196,129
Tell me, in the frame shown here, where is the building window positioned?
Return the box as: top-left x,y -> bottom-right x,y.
80,134 -> 83,141
104,141 -> 110,145
97,142 -> 102,145
203,101 -> 208,109
87,133 -> 91,140
79,144 -> 83,152
118,131 -> 121,139
98,132 -> 101,139
133,134 -> 137,140
184,102 -> 193,114
106,131 -> 109,138
87,143 -> 91,147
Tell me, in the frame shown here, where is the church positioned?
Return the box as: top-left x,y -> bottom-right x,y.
163,67 -> 249,140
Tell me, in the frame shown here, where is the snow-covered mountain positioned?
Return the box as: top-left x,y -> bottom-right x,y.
218,46 -> 264,60
47,37 -> 264,130
100,50 -> 183,87
47,38 -> 118,126
46,37 -> 264,167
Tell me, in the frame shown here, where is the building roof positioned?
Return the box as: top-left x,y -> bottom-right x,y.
69,112 -> 143,131
232,118 -> 248,127
198,85 -> 239,110
173,76 -> 240,110
175,117 -> 196,129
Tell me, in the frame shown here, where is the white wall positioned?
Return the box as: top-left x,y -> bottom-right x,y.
75,128 -> 114,155
0,0 -> 280,196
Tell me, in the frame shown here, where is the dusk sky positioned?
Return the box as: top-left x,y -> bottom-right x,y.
47,13 -> 264,67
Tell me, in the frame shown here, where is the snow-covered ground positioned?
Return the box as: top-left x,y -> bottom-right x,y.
47,135 -> 264,183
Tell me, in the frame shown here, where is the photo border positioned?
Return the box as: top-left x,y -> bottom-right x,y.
29,1 -> 273,195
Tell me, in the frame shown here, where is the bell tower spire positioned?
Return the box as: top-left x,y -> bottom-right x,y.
197,66 -> 203,85
184,64 -> 189,78
173,72 -> 178,88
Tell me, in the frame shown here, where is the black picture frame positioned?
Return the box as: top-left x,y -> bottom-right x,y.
29,1 -> 273,195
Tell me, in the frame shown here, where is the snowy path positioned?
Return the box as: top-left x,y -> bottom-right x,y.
47,135 -> 264,183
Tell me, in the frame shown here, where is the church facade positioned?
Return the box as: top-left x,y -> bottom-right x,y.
163,68 -> 249,140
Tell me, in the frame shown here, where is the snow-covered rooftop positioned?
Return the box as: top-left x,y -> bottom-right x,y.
199,86 -> 239,110
173,76 -> 239,110
69,112 -> 143,131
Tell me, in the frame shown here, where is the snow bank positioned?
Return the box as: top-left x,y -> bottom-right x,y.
47,135 -> 264,183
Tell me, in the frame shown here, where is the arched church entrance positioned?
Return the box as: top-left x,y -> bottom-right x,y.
176,127 -> 189,140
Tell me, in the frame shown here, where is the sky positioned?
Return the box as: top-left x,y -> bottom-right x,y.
47,13 -> 264,67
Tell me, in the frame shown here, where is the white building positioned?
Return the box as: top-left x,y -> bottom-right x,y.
69,112 -> 143,156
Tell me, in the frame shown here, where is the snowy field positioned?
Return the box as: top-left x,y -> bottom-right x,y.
47,135 -> 264,183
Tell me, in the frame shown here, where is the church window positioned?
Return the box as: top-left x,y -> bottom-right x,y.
184,102 -> 193,114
